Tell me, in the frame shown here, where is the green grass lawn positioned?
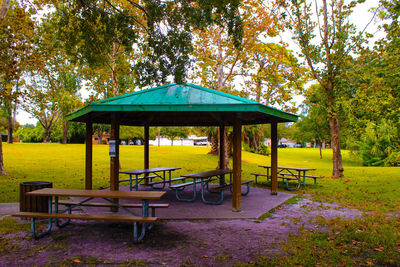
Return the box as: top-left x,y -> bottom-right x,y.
2,143 -> 399,213
1,143 -> 400,265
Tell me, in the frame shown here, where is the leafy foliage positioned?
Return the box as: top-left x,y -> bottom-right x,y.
359,120 -> 400,166
160,127 -> 190,146
54,0 -> 243,86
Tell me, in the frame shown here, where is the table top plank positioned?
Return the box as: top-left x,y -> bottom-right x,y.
26,188 -> 165,199
182,169 -> 232,179
259,165 -> 316,171
120,167 -> 181,175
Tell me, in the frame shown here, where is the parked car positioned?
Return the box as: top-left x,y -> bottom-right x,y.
294,144 -> 303,148
277,144 -> 287,148
195,141 -> 209,146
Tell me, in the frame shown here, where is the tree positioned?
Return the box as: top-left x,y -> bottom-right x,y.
120,126 -> 157,143
337,1 -> 399,150
55,0 -> 243,87
359,120 -> 400,166
0,1 -> 36,144
160,127 -> 190,146
278,0 -> 371,177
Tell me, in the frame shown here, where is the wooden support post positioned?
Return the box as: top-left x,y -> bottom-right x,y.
110,113 -> 120,212
271,121 -> 278,195
232,119 -> 242,212
144,124 -> 150,184
219,123 -> 225,185
85,121 -> 93,190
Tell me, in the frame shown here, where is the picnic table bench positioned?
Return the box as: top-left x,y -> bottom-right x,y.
170,170 -> 252,205
252,166 -> 322,191
12,188 -> 167,243
119,167 -> 181,191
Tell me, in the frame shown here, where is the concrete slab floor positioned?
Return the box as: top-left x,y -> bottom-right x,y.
0,186 -> 294,220
72,185 -> 294,220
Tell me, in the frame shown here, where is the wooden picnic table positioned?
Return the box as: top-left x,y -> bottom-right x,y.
13,188 -> 166,243
256,165 -> 317,191
119,167 -> 181,191
169,169 -> 251,205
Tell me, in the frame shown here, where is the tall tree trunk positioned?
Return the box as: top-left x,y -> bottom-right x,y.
255,77 -> 262,103
225,132 -> 233,166
329,113 -> 343,178
43,128 -> 51,143
0,0 -> 10,19
0,137 -> 6,175
7,115 -> 12,144
157,127 -> 161,146
209,133 -> 218,155
62,120 -> 69,144
111,42 -> 119,97
319,140 -> 322,159
98,133 -> 102,144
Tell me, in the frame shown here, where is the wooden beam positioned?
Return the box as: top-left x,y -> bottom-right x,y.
232,119 -> 242,212
271,121 -> 278,195
144,124 -> 150,184
85,121 -> 93,190
110,113 -> 120,212
219,123 -> 225,185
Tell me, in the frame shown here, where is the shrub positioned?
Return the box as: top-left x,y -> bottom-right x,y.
359,120 -> 400,166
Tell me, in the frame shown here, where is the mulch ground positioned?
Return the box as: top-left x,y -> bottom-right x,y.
0,197 -> 362,266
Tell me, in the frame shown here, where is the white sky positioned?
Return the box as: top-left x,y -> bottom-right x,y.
15,0 -> 385,125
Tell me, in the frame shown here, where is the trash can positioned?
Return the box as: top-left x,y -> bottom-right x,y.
20,182 -> 53,212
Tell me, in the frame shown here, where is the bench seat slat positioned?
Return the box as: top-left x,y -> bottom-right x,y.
56,201 -> 169,209
169,181 -> 198,189
144,177 -> 187,186
13,212 -> 157,223
209,180 -> 252,193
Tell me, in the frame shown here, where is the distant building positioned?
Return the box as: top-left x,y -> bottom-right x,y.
149,135 -> 209,146
264,137 -> 297,147
1,134 -> 20,143
92,134 -> 111,145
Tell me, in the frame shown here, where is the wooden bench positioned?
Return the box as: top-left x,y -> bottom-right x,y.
55,200 -> 169,217
252,172 -> 323,189
201,180 -> 252,205
278,173 -> 323,185
13,212 -> 157,223
13,188 -> 166,243
251,173 -> 269,184
144,177 -> 187,187
209,180 -> 252,195
169,177 -> 218,202
119,175 -> 158,183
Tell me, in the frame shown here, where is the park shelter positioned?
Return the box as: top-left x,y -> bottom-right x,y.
66,83 -> 298,211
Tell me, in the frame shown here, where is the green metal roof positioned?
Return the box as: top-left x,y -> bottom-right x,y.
67,83 -> 298,126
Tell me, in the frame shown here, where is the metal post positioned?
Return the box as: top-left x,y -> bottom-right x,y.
271,121 -> 278,195
219,123 -> 225,185
110,113 -> 120,212
144,124 -> 150,184
232,119 -> 242,212
85,121 -> 93,190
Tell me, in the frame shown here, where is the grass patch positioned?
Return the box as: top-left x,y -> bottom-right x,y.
3,144 -> 399,213
1,143 -> 400,265
249,214 -> 400,266
0,217 -> 30,234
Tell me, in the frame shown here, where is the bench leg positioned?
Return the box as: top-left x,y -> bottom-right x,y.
200,182 -> 223,205
284,177 -> 301,191
174,182 -> 197,202
241,183 -> 250,196
31,217 -> 53,240
133,222 -> 147,243
31,197 -> 53,239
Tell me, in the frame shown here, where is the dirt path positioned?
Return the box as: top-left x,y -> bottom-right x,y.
0,198 -> 362,266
